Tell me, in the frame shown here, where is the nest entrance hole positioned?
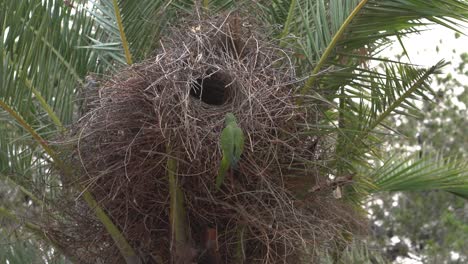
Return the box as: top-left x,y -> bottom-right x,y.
190,71 -> 231,105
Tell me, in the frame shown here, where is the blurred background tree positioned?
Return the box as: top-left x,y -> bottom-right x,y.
368,46 -> 468,263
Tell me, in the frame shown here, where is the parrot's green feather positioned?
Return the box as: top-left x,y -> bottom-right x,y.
224,113 -> 237,125
216,156 -> 230,189
216,113 -> 245,190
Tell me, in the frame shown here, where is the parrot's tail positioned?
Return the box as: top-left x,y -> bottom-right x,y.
231,158 -> 240,170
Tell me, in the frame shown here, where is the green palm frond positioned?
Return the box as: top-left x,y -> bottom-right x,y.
89,0 -> 188,65
368,154 -> 468,197
255,0 -> 298,27
84,0 -> 127,67
287,0 -> 468,178
0,229 -> 68,264
203,0 -> 237,13
0,1 -> 100,182
114,0 -> 169,60
338,61 -> 445,143
298,0 -> 468,85
306,60 -> 446,180
321,240 -> 389,264
1,97 -> 139,262
112,0 -> 132,64
1,0 -> 140,261
0,206 -> 72,263
0,0 -> 102,125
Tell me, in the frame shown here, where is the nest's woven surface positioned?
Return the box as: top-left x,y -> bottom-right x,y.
51,14 -> 364,263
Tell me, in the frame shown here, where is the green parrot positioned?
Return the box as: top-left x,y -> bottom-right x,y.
216,113 -> 244,189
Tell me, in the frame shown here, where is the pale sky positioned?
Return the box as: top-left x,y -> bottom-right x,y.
386,24 -> 468,110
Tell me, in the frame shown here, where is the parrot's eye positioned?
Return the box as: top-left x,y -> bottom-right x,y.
190,70 -> 231,106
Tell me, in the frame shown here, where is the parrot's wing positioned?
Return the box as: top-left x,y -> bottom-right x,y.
216,156 -> 230,189
217,116 -> 243,189
220,125 -> 235,161
232,126 -> 244,160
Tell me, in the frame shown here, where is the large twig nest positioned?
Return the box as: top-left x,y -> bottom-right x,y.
56,14 -> 365,263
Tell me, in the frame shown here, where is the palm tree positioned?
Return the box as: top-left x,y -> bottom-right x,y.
1,0 -> 467,263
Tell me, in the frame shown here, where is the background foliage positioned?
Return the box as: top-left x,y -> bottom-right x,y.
368,47 -> 468,263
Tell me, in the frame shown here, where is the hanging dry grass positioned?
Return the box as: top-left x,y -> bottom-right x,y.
46,13 -> 365,263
